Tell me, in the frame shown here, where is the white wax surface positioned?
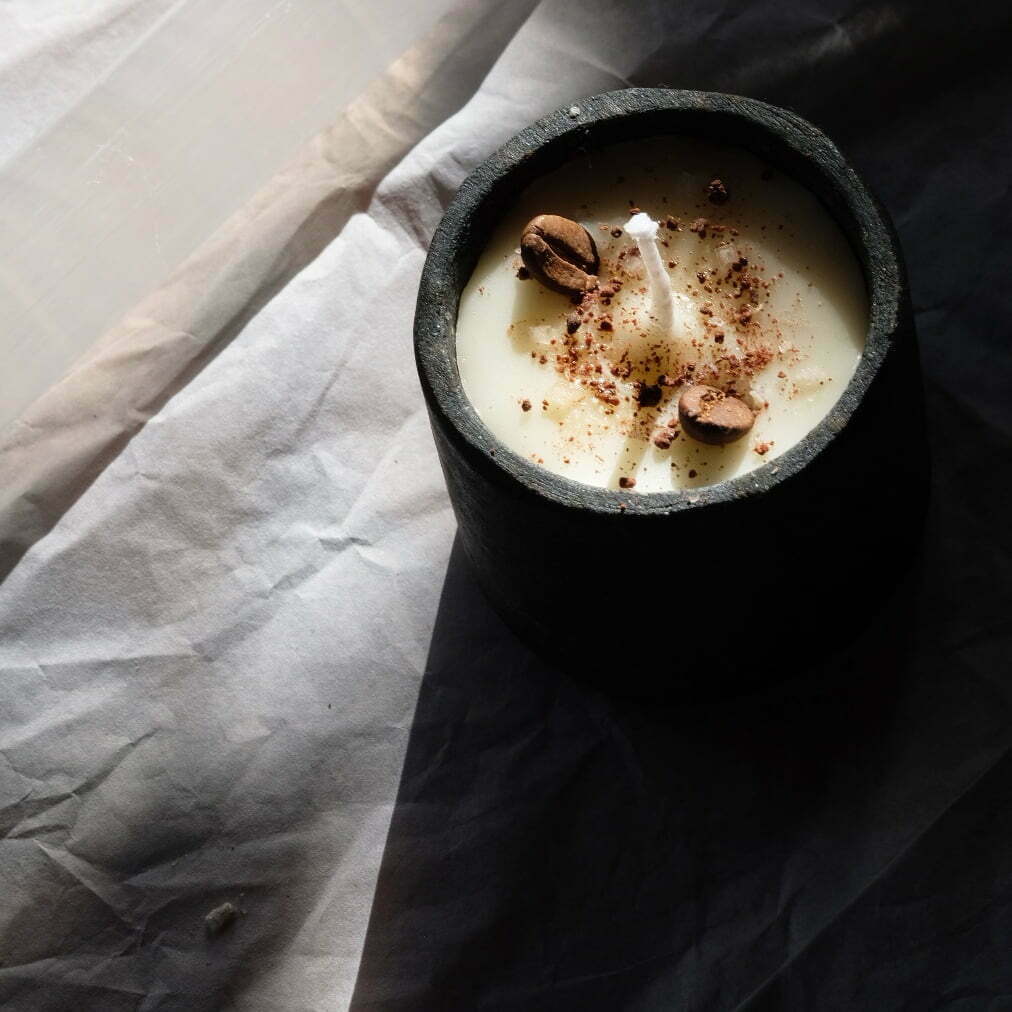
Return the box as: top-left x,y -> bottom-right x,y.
456,136 -> 867,492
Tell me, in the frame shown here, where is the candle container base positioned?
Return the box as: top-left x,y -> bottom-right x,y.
416,90 -> 929,700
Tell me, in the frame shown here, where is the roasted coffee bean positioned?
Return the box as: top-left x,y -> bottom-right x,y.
520,214 -> 599,296
678,384 -> 754,445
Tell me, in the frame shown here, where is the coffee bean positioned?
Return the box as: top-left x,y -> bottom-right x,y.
678,384 -> 754,445
520,214 -> 599,296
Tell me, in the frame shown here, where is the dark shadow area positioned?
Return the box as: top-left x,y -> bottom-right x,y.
351,366 -> 1012,1007
633,0 -> 1011,155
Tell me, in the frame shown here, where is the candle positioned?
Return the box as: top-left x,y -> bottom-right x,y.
417,90 -> 926,695
456,135 -> 867,492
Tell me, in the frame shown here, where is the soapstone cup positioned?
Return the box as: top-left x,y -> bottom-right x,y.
415,88 -> 929,699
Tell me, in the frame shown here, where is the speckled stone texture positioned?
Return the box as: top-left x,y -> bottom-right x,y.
415,89 -> 928,698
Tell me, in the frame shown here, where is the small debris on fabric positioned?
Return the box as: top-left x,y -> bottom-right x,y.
205,901 -> 241,936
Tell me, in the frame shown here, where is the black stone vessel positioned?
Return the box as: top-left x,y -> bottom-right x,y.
415,89 -> 928,699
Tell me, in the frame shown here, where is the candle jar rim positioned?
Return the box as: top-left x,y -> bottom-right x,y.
415,87 -> 903,516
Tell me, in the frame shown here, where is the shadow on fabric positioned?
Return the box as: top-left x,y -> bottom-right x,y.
352,357 -> 1012,1009
348,524 -> 969,1010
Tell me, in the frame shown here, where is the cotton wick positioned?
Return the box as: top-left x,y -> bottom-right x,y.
624,212 -> 676,335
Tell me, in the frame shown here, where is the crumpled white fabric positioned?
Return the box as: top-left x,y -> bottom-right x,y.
0,1 -> 633,1007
